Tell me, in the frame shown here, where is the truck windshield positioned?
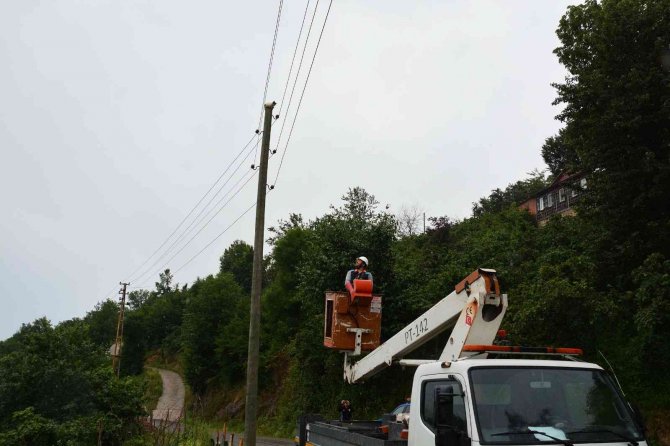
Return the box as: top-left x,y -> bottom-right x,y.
469,367 -> 643,445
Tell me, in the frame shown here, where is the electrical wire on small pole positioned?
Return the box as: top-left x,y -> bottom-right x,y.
244,101 -> 275,446
112,282 -> 129,377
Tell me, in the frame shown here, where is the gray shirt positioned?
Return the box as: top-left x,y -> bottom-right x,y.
344,270 -> 373,287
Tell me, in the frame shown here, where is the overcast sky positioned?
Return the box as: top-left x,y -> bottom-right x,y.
0,1 -> 580,340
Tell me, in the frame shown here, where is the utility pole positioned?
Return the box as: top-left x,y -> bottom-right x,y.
112,282 -> 129,377
244,100 -> 275,446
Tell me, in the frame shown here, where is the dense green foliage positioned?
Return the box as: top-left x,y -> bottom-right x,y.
543,0 -> 670,281
540,0 -> 670,402
121,183 -> 667,436
472,170 -> 549,217
0,318 -> 145,445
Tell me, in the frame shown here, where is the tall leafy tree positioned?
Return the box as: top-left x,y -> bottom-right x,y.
182,274 -> 245,394
219,240 -> 254,294
84,299 -> 119,348
545,0 -> 670,279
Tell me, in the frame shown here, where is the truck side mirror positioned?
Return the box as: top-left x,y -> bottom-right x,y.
435,386 -> 470,446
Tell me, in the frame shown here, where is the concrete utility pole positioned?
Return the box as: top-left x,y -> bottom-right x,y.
244,100 -> 275,446
112,282 -> 129,377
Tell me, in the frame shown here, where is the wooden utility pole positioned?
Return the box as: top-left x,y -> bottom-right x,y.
112,282 -> 129,377
244,100 -> 275,446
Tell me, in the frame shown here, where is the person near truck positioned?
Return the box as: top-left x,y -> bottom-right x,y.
344,256 -> 373,297
338,399 -> 353,421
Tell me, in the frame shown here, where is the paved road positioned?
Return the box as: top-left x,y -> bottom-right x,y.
152,368 -> 185,422
150,368 -> 290,445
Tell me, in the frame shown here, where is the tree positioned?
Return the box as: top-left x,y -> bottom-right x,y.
126,289 -> 151,311
219,240 -> 254,294
155,269 -> 174,295
83,299 -> 118,348
0,318 -> 144,444
472,170 -> 548,217
541,128 -> 580,176
331,187 -> 381,221
182,274 -> 245,394
546,0 -> 670,278
396,204 -> 424,237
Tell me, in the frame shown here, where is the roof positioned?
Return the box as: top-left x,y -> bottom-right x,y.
415,358 -> 602,376
522,171 -> 584,202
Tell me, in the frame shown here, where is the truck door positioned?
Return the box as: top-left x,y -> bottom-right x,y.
416,377 -> 471,446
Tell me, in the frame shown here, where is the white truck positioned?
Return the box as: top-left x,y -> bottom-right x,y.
298,269 -> 646,446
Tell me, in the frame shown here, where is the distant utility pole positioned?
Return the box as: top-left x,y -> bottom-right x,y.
112,282 -> 129,377
244,100 -> 275,446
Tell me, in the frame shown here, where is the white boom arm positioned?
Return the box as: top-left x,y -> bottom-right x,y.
343,268 -> 508,383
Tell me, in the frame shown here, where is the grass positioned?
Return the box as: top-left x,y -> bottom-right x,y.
146,352 -> 184,376
144,367 -> 163,413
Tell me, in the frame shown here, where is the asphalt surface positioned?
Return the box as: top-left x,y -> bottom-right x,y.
152,368 -> 185,422
151,367 -> 292,445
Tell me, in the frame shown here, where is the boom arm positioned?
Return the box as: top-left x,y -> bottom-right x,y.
343,268 -> 507,383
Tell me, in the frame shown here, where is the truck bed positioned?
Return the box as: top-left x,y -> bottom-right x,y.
297,416 -> 407,446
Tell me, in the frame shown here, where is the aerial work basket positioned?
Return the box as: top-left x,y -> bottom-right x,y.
323,288 -> 382,352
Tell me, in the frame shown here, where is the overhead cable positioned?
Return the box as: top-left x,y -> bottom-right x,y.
124,133 -> 258,283
272,0 -> 322,158
255,0 -> 285,165
131,169 -> 259,286
128,138 -> 261,284
273,0 -> 334,186
277,0 -> 312,119
173,200 -> 258,276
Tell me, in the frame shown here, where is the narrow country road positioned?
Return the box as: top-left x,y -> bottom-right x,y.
150,368 -> 290,445
152,368 -> 185,422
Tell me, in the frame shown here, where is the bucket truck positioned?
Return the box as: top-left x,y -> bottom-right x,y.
298,268 -> 646,446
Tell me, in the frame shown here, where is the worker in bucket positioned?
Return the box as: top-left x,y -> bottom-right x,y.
344,256 -> 373,297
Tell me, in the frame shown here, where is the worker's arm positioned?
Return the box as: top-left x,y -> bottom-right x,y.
344,270 -> 354,296
366,272 -> 373,288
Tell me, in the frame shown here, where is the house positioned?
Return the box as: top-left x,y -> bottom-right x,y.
519,172 -> 586,225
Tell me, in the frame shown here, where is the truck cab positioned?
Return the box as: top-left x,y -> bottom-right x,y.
413,359 -> 645,446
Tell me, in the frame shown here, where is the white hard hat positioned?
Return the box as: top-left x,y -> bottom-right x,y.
357,256 -> 369,266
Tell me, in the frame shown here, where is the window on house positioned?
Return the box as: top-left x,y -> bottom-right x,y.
571,187 -> 578,198
538,196 -> 545,211
580,178 -> 587,189
547,193 -> 554,207
559,188 -> 566,202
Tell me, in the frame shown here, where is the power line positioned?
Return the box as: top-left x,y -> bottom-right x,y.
132,1 -> 329,287
173,200 -> 258,276
272,0 -> 322,157
131,169 -> 259,286
255,0 -> 285,165
96,284 -> 121,303
159,165 -> 258,264
99,0 -> 303,296
128,139 -> 261,284
277,0 -> 312,119
273,0 -> 334,186
123,133 -> 258,283
133,199 -> 259,289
